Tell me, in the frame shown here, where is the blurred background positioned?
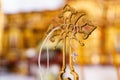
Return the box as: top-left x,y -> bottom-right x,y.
0,0 -> 120,80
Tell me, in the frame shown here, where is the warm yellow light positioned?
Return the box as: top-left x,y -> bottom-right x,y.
0,1 -> 4,54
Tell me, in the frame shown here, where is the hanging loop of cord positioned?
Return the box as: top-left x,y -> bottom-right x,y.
38,27 -> 61,80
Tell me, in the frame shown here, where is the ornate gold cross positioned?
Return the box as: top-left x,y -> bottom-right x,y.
46,4 -> 96,80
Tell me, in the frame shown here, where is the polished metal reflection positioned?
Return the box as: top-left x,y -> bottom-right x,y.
46,4 -> 96,80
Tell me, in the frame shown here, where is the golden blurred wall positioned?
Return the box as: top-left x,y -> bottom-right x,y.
1,0 -> 120,65
0,0 -> 4,55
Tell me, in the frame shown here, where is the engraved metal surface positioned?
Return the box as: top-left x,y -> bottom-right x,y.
46,4 -> 96,80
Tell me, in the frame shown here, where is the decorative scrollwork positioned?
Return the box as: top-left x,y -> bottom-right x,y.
46,4 -> 96,80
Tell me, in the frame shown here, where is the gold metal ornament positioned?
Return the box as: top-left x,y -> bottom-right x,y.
46,4 -> 96,80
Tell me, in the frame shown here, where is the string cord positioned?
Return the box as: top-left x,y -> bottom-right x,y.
38,27 -> 60,80
70,25 -> 78,50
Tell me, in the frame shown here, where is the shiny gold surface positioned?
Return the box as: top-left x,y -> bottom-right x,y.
47,4 -> 96,80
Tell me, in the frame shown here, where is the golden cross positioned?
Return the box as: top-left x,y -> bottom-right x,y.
46,4 -> 96,80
